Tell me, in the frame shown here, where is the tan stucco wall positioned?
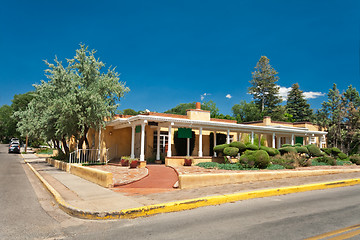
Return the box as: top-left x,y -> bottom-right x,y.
186,109 -> 210,121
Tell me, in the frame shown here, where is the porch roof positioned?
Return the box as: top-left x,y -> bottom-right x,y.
106,114 -> 327,137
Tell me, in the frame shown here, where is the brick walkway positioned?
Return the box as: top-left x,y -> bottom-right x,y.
113,165 -> 179,195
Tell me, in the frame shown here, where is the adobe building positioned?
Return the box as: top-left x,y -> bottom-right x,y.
87,102 -> 327,164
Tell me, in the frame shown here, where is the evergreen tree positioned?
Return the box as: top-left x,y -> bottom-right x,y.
285,83 -> 313,122
317,83 -> 344,148
248,56 -> 282,116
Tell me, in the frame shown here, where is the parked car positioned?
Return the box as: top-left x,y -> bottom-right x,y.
9,143 -> 20,154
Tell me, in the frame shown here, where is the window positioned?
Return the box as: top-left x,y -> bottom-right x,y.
153,131 -> 169,153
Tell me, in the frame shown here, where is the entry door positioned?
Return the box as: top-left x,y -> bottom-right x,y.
135,132 -> 141,158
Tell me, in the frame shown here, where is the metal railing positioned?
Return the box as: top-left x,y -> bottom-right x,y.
69,148 -> 110,166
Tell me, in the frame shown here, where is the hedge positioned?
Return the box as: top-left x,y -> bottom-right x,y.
279,147 -> 297,155
306,144 -> 324,157
254,150 -> 270,169
223,147 -> 239,157
229,141 -> 247,152
213,144 -> 230,153
295,146 -> 309,154
260,146 -> 279,156
245,143 -> 259,150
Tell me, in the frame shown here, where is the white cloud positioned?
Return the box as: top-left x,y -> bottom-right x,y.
201,93 -> 211,101
276,85 -> 325,101
226,94 -> 232,99
278,86 -> 292,100
303,91 -> 325,99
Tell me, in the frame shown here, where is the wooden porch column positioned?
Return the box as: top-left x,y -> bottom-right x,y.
156,127 -> 160,160
130,125 -> 135,159
198,127 -> 203,157
272,133 -> 276,148
140,121 -> 145,162
226,129 -> 230,144
213,131 -> 217,157
167,123 -> 172,157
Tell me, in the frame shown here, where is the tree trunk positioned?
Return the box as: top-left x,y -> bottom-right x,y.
78,125 -> 89,150
61,137 -> 70,157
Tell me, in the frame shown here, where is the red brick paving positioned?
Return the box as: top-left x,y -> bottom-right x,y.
113,165 -> 179,195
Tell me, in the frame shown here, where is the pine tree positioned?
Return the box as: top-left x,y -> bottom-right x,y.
318,83 -> 344,148
248,56 -> 282,116
285,83 -> 313,122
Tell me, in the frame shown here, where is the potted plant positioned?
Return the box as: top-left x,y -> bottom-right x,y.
129,158 -> 139,168
184,157 -> 193,166
121,156 -> 130,166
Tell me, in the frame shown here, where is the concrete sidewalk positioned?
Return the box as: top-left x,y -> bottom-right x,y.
22,153 -> 360,219
23,154 -> 145,211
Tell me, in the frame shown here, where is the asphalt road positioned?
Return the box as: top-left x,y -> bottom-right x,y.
1,143 -> 360,240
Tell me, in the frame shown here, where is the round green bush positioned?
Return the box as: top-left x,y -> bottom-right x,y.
321,148 -> 332,156
331,147 -> 341,156
239,153 -> 256,168
254,150 -> 270,169
229,141 -> 246,152
295,146 -> 309,154
294,143 -> 302,147
279,147 -> 297,155
282,144 -> 292,147
213,144 -> 230,153
274,149 -> 280,155
349,154 -> 360,165
223,147 -> 239,157
246,143 -> 259,150
306,144 -> 324,157
337,152 -> 348,160
260,146 -> 279,156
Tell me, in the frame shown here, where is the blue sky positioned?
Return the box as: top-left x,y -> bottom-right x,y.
1,0 -> 359,115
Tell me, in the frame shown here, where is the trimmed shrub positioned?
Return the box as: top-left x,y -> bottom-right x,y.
349,154 -> 360,165
260,146 -> 279,156
213,144 -> 230,154
337,152 -> 348,160
223,147 -> 239,157
274,149 -> 280,155
254,150 -> 270,169
321,148 -> 332,156
282,144 -> 292,147
311,159 -> 329,166
317,155 -> 337,166
229,141 -> 247,153
306,144 -> 324,157
331,147 -> 342,156
295,146 -> 309,154
294,143 -> 302,147
239,153 -> 256,168
245,143 -> 259,150
279,147 -> 297,155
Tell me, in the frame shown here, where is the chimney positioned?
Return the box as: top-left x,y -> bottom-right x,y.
196,102 -> 201,110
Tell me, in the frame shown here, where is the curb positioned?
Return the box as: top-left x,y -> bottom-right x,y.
24,157 -> 360,220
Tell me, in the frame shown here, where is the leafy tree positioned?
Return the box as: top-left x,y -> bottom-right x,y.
0,105 -> 16,142
248,56 -> 282,115
165,100 -> 219,118
122,108 -> 140,115
285,83 -> 313,122
232,100 -> 262,123
15,44 -> 129,157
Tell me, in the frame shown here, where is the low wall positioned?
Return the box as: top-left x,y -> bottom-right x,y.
178,169 -> 360,189
70,165 -> 114,188
46,158 -> 70,172
45,158 -> 114,188
165,156 -> 238,167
